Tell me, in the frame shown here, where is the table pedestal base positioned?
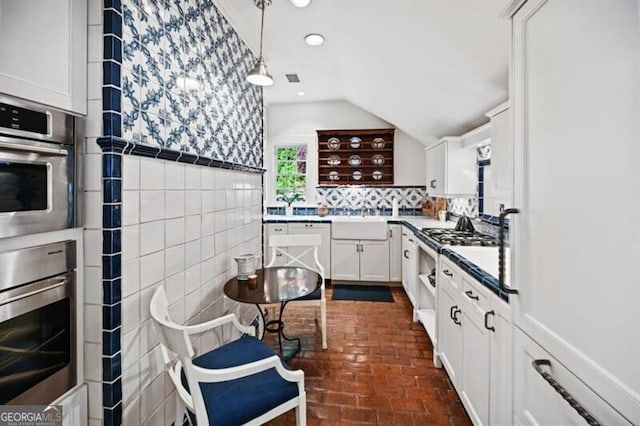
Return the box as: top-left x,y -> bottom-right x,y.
257,302 -> 301,361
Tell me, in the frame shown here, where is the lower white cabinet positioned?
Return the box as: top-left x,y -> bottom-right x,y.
331,239 -> 389,282
389,225 -> 402,282
437,257 -> 512,426
401,231 -> 417,305
263,223 -> 331,277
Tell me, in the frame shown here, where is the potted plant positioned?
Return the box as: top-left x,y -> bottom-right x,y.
282,192 -> 301,216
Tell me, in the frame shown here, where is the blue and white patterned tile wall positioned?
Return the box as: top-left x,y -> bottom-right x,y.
119,0 -> 263,167
315,186 -> 427,209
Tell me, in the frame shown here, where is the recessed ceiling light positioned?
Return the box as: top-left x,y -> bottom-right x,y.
304,33 -> 325,47
290,0 -> 311,7
298,91 -> 305,96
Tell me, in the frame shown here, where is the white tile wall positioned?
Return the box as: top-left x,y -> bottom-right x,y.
120,159 -> 262,425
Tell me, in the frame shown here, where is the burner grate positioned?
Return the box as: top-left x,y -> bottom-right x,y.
421,228 -> 500,246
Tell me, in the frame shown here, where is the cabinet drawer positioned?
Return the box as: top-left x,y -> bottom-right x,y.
267,224 -> 287,234
288,223 -> 329,231
514,329 -> 632,426
440,256 -> 461,291
462,275 -> 490,314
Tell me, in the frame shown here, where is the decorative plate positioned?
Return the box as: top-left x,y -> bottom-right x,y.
352,171 -> 362,180
349,137 -> 362,148
348,155 -> 362,166
327,155 -> 341,166
372,137 -> 385,149
327,137 -> 340,150
371,154 -> 385,165
372,170 -> 383,180
328,171 -> 340,181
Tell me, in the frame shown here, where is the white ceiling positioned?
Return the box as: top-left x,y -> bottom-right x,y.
216,0 -> 510,144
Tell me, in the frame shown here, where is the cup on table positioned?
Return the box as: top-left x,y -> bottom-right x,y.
248,274 -> 258,289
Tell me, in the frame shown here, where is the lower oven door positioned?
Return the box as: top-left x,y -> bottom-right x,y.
0,272 -> 76,404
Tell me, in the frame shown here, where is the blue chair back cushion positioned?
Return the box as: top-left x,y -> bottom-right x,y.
181,336 -> 299,426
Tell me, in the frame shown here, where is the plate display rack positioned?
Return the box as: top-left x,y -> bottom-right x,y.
317,128 -> 395,185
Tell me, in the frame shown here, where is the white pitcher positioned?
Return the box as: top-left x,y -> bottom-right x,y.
234,254 -> 259,280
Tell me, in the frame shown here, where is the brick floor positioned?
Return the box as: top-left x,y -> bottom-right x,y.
264,286 -> 472,426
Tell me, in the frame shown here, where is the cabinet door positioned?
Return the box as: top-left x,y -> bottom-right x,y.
511,0 -> 640,420
438,286 -> 463,390
0,0 -> 87,114
265,224 -> 288,266
388,225 -> 402,282
330,240 -> 359,281
460,309 -> 491,426
359,240 -> 389,282
288,223 -> 331,278
489,298 -> 512,426
425,142 -> 445,195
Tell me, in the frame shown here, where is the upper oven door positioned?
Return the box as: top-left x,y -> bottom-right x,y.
0,137 -> 73,238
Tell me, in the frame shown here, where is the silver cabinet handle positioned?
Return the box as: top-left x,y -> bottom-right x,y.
0,140 -> 68,156
532,360 -> 601,426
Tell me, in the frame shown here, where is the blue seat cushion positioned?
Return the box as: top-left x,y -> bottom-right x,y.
295,287 -> 321,301
181,335 -> 299,426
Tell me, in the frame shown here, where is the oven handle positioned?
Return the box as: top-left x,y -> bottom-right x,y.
0,140 -> 68,156
0,276 -> 69,308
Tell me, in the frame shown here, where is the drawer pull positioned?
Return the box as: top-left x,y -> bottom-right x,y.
465,290 -> 479,301
403,250 -> 410,259
532,359 -> 601,426
450,305 -> 457,319
484,310 -> 495,332
443,270 -> 453,277
452,308 -> 462,326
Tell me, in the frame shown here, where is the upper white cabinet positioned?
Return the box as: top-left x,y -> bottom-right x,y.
483,102 -> 512,216
425,137 -> 476,197
509,0 -> 640,422
0,0 -> 87,115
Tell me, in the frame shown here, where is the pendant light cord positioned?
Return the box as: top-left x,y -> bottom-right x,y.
258,0 -> 265,58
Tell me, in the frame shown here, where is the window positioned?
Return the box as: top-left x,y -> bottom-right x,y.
275,145 -> 307,203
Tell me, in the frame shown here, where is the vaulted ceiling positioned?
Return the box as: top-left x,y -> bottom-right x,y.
216,0 -> 510,144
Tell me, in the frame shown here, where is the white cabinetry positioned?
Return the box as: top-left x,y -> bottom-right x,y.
400,230 -> 417,305
509,0 -> 639,422
264,223 -> 331,278
388,225 -> 402,282
437,256 -> 513,425
425,137 -> 476,197
331,239 -> 389,282
0,0 -> 87,114
483,102 -> 512,216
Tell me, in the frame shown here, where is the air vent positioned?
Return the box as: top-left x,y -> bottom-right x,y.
285,73 -> 301,83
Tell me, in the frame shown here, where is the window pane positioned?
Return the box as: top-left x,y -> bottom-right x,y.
296,146 -> 307,162
297,161 -> 306,174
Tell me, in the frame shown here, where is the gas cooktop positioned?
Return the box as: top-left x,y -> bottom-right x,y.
421,228 -> 500,247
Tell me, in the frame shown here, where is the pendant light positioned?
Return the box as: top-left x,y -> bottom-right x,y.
247,0 -> 274,87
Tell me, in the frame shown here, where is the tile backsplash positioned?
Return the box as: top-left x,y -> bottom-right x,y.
315,185 -> 427,209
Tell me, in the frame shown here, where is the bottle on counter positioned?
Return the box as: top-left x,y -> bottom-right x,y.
392,198 -> 399,218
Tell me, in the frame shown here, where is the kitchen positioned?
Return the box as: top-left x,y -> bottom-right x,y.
0,0 -> 638,425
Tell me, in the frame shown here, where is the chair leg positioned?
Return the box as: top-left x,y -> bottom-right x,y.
296,392 -> 307,426
320,300 -> 327,350
175,393 -> 187,426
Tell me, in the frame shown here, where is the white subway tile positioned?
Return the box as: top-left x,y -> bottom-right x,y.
201,236 -> 214,261
142,401 -> 165,426
122,190 -> 140,226
202,212 -> 214,236
185,289 -> 201,320
122,371 -> 141,424
185,215 -> 201,242
88,0 -> 102,25
123,397 -> 141,426
83,230 -> 102,267
165,245 -> 185,277
214,211 -> 226,232
165,217 -> 185,247
214,189 -> 226,211
185,240 -> 201,269
122,327 -> 141,372
165,162 -> 185,190
84,304 -> 101,343
139,283 -> 160,323
165,271 -> 185,304
140,251 -> 165,289
139,336 -> 164,388
214,232 -> 227,255
140,221 -> 164,255
122,293 -> 140,333
200,258 -> 214,284
185,165 -> 201,189
164,391 -> 178,426
140,158 -> 165,190
84,342 -> 102,382
87,62 -> 102,100
165,191 -> 185,219
87,25 -> 103,63
140,190 -> 165,222
84,266 -> 102,305
225,189 -> 235,209
87,381 -> 103,420
83,154 -> 102,192
122,259 -> 141,298
141,373 -> 165,424
168,299 -> 185,324
202,190 -> 215,213
122,225 -> 140,262
184,265 -> 200,295
85,100 -> 103,139
201,167 -> 215,190
123,156 -> 140,190
185,190 -> 201,216
83,137 -> 102,155
83,191 -> 103,230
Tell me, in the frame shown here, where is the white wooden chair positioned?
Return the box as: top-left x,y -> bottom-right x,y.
149,287 -> 307,426
266,233 -> 328,349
